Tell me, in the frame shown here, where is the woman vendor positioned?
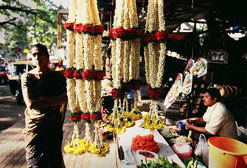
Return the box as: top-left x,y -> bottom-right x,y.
185,87 -> 238,139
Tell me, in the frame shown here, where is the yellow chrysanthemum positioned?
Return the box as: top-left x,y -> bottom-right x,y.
105,124 -> 115,132
107,113 -> 113,121
64,143 -> 74,154
88,144 -> 100,154
143,113 -> 150,121
122,112 -> 128,119
97,143 -> 110,157
115,125 -> 126,134
125,120 -> 135,128
129,111 -> 142,121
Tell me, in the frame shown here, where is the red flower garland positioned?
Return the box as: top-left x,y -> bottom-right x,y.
156,31 -> 168,41
82,69 -> 96,80
73,69 -> 83,79
81,70 -> 105,80
143,32 -> 156,43
64,22 -> 75,31
131,134 -> 159,158
74,24 -> 95,34
72,24 -> 104,35
70,112 -> 82,121
110,89 -> 124,99
146,85 -> 165,99
81,113 -> 90,122
90,112 -> 102,121
143,31 -> 188,43
109,28 -> 143,39
64,68 -> 75,79
95,25 -> 104,35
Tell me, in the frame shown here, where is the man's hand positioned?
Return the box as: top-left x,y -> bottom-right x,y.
185,123 -> 193,130
186,119 -> 194,124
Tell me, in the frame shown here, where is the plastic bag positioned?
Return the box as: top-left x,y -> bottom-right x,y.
194,134 -> 208,166
171,143 -> 192,160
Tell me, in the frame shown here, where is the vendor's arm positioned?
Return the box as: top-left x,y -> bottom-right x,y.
21,74 -> 67,110
186,124 -> 213,135
187,117 -> 205,125
38,94 -> 68,106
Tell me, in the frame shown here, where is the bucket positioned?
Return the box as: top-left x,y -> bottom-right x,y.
208,137 -> 247,168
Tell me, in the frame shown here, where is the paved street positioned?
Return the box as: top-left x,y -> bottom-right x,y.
0,84 -> 25,131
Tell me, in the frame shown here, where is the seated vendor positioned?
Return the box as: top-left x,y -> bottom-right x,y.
185,87 -> 238,139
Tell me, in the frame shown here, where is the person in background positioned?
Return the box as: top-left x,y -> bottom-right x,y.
21,43 -> 67,168
185,87 -> 238,139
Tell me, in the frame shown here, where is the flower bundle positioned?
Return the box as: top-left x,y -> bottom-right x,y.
143,0 -> 167,129
64,0 -> 108,157
107,0 -> 142,134
104,96 -> 143,134
142,112 -> 164,130
131,134 -> 159,158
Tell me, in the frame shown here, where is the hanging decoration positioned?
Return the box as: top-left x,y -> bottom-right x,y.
105,0 -> 143,135
63,0 -> 109,157
143,0 -> 166,130
163,73 -> 183,109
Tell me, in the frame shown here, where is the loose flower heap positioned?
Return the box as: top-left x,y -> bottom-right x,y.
106,0 -> 143,134
143,0 -> 166,130
63,0 -> 109,157
131,134 -> 159,158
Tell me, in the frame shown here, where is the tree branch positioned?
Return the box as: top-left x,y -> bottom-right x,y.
0,5 -> 36,15
0,18 -> 17,26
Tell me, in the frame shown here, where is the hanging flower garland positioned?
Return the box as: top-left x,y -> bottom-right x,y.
64,0 -> 109,157
143,0 -> 167,130
106,0 -> 142,135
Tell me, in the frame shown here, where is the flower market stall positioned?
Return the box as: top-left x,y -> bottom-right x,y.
60,0 -> 245,168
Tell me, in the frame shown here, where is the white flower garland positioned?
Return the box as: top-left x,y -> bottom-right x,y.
109,0 -> 141,134
123,41 -> 130,83
66,0 -> 78,112
65,0 -> 106,157
129,0 -> 138,28
111,40 -> 116,80
144,0 -> 167,124
68,0 -> 77,22
113,38 -> 123,89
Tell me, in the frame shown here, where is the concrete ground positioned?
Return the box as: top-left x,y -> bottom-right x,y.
0,84 -> 25,131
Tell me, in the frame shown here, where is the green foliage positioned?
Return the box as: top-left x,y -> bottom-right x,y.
137,155 -> 181,168
0,0 -> 64,57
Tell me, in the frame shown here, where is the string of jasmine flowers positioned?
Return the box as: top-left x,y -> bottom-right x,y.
64,0 -> 109,157
107,0 -> 142,135
143,0 -> 166,130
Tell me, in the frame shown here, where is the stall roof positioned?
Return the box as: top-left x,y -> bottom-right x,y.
163,0 -> 247,31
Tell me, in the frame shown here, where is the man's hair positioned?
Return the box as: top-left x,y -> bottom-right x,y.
205,87 -> 222,102
31,43 -> 49,57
